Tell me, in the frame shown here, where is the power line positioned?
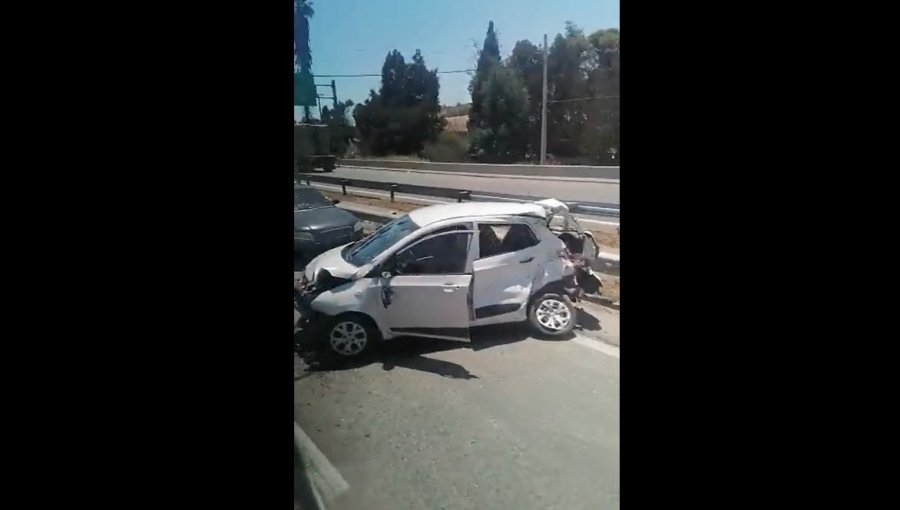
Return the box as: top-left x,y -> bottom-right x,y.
313,69 -> 474,78
548,95 -> 619,104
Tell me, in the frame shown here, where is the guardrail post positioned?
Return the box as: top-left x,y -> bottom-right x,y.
458,190 -> 471,203
341,179 -> 349,195
390,184 -> 398,202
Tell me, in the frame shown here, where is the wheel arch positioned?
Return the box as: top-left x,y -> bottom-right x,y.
327,311 -> 385,341
529,276 -> 578,306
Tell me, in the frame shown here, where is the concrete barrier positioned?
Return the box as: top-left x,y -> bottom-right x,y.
342,158 -> 620,180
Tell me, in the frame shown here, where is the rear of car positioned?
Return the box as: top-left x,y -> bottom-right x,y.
293,185 -> 364,257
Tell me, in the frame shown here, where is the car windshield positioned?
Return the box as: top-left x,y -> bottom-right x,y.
345,215 -> 420,266
294,188 -> 333,210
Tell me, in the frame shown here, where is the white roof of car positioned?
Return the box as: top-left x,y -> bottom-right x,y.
408,201 -> 548,226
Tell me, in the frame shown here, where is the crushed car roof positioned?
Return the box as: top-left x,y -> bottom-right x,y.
408,201 -> 549,226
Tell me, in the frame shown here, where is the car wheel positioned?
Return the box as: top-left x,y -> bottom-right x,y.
325,314 -> 379,357
528,293 -> 576,337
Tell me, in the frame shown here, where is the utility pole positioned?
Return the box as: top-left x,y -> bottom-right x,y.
540,33 -> 548,165
330,80 -> 337,108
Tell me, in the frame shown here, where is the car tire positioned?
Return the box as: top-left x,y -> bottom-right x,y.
324,313 -> 380,358
528,293 -> 576,337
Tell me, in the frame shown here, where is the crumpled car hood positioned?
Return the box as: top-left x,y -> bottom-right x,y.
303,244 -> 360,282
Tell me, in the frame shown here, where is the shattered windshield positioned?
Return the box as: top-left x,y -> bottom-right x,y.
345,215 -> 420,266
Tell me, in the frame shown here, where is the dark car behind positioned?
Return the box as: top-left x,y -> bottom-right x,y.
294,185 -> 363,259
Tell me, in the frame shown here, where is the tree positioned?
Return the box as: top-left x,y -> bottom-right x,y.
546,22 -> 591,158
464,20 -> 619,165
380,50 -> 407,106
507,40 -> 544,157
353,50 -> 444,155
469,66 -> 530,162
581,28 -> 620,164
294,1 -> 315,120
468,21 -> 501,134
294,1 -> 314,73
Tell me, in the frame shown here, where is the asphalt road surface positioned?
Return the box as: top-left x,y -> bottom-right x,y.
322,165 -> 620,206
294,326 -> 620,510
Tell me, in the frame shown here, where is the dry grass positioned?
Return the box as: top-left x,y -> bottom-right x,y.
598,274 -> 620,302
590,229 -> 619,249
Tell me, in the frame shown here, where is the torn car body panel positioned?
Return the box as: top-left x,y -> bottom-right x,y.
538,199 -> 603,294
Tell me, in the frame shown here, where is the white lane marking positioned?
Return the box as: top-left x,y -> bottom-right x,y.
576,217 -> 620,226
311,483 -> 327,510
571,334 -> 620,358
294,421 -> 349,503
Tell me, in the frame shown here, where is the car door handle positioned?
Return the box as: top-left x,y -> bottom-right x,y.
519,257 -> 534,263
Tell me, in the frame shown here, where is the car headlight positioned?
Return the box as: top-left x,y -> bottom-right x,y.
353,221 -> 364,232
294,231 -> 314,241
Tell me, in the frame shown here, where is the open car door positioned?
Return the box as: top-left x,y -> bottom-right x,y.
377,226 -> 475,342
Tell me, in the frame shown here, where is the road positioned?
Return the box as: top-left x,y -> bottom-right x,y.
318,165 -> 620,206
294,324 -> 620,510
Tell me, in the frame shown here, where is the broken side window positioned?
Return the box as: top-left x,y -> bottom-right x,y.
478,224 -> 539,259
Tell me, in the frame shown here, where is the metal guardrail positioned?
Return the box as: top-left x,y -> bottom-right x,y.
341,158 -> 620,179
296,172 -> 620,218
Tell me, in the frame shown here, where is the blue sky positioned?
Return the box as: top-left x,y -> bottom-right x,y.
297,0 -> 619,119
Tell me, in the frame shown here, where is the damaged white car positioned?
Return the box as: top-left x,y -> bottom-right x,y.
294,199 -> 603,357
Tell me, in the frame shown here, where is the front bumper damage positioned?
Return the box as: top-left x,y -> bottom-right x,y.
293,279 -> 328,351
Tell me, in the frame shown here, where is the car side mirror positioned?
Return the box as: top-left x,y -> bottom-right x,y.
379,257 -> 398,277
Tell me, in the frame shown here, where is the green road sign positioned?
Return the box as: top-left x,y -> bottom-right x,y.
294,71 -> 317,106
